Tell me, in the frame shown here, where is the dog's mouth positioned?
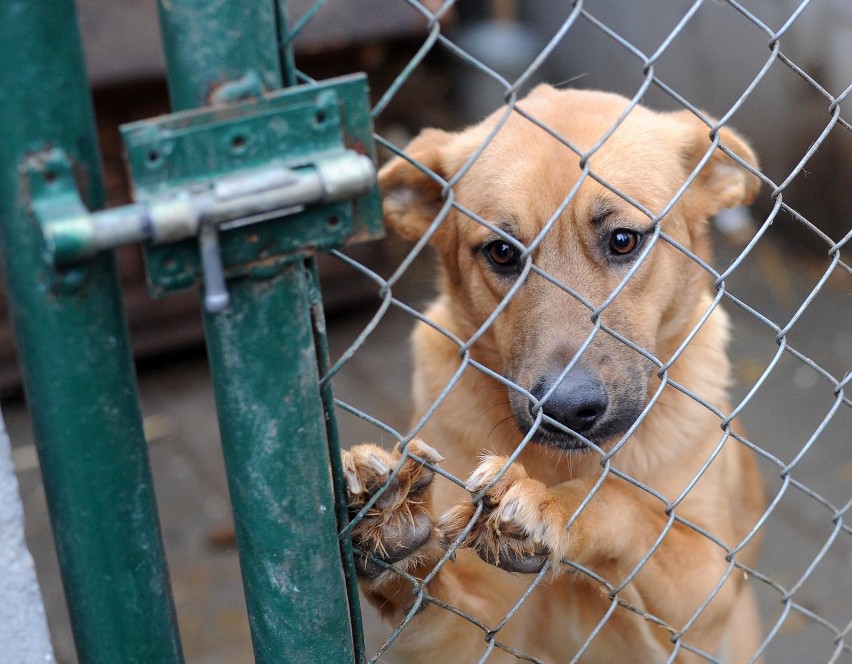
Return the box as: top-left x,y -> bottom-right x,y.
528,419 -> 601,452
520,414 -> 638,452
507,367 -> 647,453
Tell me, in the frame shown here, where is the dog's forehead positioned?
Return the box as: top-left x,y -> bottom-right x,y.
453,95 -> 684,224
490,89 -> 654,143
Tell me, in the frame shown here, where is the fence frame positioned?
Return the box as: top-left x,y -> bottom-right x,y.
0,1 -> 373,662
0,2 -> 184,661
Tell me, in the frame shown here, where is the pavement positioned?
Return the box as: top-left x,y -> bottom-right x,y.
3,225 -> 850,663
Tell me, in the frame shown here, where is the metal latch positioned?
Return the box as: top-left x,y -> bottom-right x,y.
37,152 -> 374,311
29,74 -> 383,312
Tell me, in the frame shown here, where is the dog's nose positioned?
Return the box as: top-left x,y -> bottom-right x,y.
530,368 -> 608,434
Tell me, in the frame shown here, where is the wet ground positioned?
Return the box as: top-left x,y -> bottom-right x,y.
4,226 -> 851,663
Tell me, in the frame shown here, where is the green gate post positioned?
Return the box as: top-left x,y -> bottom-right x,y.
156,1 -> 362,661
0,3 -> 184,663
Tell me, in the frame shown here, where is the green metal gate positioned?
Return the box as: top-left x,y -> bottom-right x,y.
0,2 -> 378,662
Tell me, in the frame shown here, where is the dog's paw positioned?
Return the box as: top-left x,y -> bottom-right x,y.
342,439 -> 443,579
438,455 -> 571,574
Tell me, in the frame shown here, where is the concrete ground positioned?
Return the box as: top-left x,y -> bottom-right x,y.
3,226 -> 850,663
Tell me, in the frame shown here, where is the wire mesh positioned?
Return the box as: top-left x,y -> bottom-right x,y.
290,1 -> 850,661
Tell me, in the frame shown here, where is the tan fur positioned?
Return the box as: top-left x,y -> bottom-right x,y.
345,85 -> 765,662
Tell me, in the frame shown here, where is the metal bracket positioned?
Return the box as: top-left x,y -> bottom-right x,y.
31,74 -> 383,312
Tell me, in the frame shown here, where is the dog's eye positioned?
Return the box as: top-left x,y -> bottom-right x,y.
484,240 -> 521,271
609,229 -> 641,256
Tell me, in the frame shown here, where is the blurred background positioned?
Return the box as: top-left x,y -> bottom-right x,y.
2,1 -> 849,662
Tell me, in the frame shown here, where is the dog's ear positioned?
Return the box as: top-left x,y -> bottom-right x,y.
674,111 -> 761,215
378,129 -> 454,241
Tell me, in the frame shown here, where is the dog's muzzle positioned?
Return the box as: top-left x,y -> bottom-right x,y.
511,362 -> 647,451
526,367 -> 608,448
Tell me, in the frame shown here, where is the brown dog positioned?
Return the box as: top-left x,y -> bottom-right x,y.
342,85 -> 765,663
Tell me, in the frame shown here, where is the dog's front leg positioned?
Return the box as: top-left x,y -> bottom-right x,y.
440,455 -> 745,654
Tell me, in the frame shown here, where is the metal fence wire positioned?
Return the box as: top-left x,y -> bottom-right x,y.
292,1 -> 849,663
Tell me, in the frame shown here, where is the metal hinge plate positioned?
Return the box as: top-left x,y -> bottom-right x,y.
124,73 -> 382,298
31,73 -> 383,308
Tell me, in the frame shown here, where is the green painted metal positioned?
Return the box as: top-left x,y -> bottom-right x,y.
274,0 -> 299,88
153,1 -> 377,661
270,32 -> 367,657
0,2 -> 184,662
120,75 -> 381,296
157,0 -> 281,112
203,261 -> 356,661
28,150 -> 96,265
309,259 -> 368,664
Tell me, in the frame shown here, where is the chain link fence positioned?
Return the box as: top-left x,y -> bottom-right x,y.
289,1 -> 851,662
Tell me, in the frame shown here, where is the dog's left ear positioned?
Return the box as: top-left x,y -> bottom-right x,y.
378,128 -> 455,241
673,111 -> 761,215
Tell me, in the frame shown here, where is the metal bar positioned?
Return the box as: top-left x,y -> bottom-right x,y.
203,262 -> 355,661
41,153 -> 376,265
274,0 -> 299,87
198,225 -> 230,313
157,0 -> 282,111
280,2 -> 368,657
157,1 -> 358,660
0,2 -> 184,662
308,259 -> 368,664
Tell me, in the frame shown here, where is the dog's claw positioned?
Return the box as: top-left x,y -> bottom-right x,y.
367,452 -> 390,476
342,451 -> 363,495
439,455 -> 569,575
409,438 -> 445,464
343,441 -> 442,581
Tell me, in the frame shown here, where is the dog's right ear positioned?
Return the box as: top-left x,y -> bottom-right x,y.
379,129 -> 454,241
671,111 -> 761,215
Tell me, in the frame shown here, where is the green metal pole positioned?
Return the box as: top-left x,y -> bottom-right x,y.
309,259 -> 368,664
203,263 -> 356,661
158,0 -> 281,111
0,3 -> 183,663
156,2 -> 358,660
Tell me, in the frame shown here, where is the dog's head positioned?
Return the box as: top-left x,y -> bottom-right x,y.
380,85 -> 759,452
